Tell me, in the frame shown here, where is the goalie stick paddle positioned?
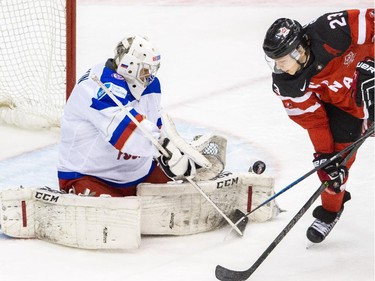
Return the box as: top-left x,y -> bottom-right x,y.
232,209 -> 248,234
215,125 -> 373,281
228,124 -> 375,237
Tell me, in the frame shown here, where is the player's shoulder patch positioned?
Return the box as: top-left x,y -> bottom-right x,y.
142,77 -> 161,96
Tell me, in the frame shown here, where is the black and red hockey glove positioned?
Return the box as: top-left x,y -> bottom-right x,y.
353,59 -> 374,122
313,153 -> 348,193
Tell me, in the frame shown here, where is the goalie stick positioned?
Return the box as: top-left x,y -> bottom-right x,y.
91,75 -> 169,157
227,125 -> 375,237
91,74 -> 245,236
215,124 -> 374,281
185,176 -> 245,235
91,74 -> 211,168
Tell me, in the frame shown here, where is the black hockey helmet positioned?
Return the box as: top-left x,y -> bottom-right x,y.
263,18 -> 303,59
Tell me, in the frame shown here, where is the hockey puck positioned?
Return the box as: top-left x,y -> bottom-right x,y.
249,160 -> 266,174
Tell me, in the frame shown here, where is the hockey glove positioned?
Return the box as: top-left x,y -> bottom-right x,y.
157,138 -> 193,179
354,59 -> 374,122
313,153 -> 348,193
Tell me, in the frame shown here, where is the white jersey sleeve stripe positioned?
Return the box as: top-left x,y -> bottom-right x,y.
357,9 -> 367,45
110,109 -> 144,150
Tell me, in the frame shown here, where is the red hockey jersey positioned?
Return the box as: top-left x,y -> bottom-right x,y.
272,9 -> 374,153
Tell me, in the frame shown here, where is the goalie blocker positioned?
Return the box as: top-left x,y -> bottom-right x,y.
0,172 -> 278,249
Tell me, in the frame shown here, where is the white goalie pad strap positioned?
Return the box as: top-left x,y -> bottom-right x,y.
0,187 -> 141,250
137,172 -> 277,235
161,111 -> 211,168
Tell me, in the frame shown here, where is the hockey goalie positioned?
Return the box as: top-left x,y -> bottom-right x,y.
0,122 -> 279,250
0,35 -> 279,250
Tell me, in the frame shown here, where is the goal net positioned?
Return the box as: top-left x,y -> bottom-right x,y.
0,0 -> 76,129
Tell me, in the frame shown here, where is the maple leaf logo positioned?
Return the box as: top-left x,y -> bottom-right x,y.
276,27 -> 290,38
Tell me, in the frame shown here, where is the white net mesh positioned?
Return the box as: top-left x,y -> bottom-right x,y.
0,0 -> 67,128
201,141 -> 220,155
192,135 -> 227,181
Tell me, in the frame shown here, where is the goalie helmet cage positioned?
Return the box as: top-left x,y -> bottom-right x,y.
0,0 -> 76,129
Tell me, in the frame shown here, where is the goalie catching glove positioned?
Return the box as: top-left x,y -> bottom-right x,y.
313,153 -> 348,193
157,138 -> 195,179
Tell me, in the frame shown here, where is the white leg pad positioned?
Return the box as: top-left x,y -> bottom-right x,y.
238,173 -> 277,222
0,187 -> 35,238
0,187 -> 141,249
138,172 -> 277,235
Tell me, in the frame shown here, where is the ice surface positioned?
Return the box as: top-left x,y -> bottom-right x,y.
0,1 -> 373,280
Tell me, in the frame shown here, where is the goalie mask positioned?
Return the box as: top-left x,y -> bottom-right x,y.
114,35 -> 161,100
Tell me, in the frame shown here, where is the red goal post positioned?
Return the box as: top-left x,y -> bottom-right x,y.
66,0 -> 77,102
0,0 -> 76,129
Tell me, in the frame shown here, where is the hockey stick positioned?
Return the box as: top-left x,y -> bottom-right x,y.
91,75 -> 170,157
185,176 -> 244,235
215,125 -> 373,281
91,74 -> 244,236
228,127 -> 375,236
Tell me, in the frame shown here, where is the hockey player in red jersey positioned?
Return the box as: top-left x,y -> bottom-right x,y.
262,9 -> 374,243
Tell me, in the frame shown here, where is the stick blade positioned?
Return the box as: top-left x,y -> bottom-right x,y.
233,209 -> 248,234
215,265 -> 250,281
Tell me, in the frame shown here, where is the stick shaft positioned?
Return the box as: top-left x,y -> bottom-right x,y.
91,74 -> 169,157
